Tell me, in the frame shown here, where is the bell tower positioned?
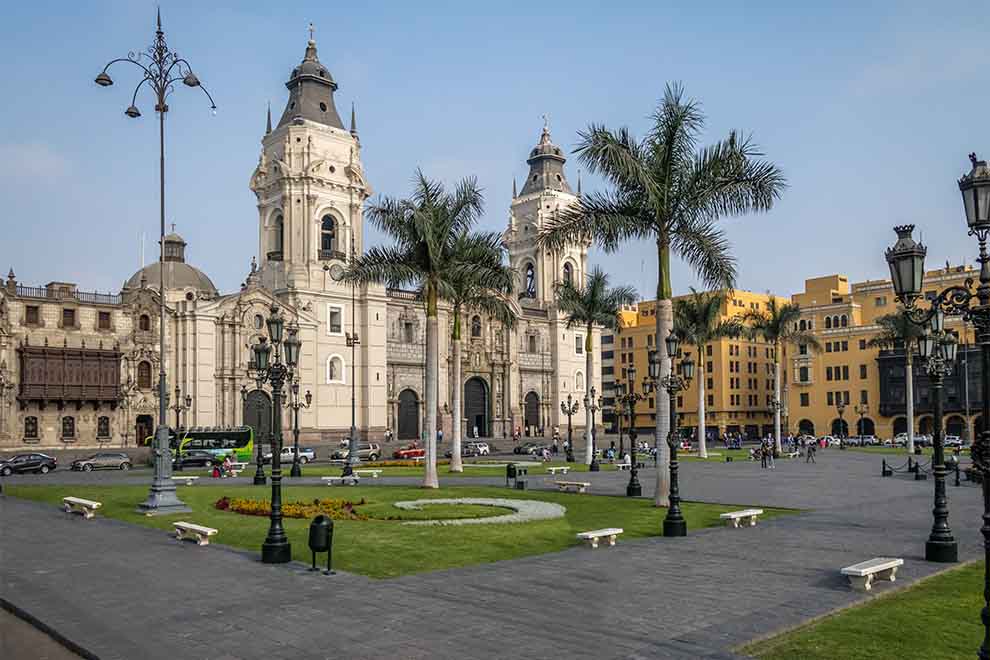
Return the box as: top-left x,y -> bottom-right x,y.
250,32 -> 371,292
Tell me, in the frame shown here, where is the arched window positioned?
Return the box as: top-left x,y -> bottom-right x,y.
563,262 -> 573,286
321,215 -> 336,253
524,263 -> 536,298
832,315 -> 840,328
61,416 -> 76,439
97,416 -> 111,438
825,316 -> 832,329
272,214 -> 284,253
799,320 -> 806,331
24,416 -> 38,439
840,315 -> 848,327
326,355 -> 345,384
139,314 -> 151,332
471,315 -> 482,338
137,361 -> 152,389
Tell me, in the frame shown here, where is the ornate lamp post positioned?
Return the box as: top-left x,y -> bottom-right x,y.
854,403 -> 869,438
651,333 -> 694,537
617,365 -> 646,497
250,305 -> 301,564
560,394 -> 579,463
118,376 -> 137,447
97,10 -> 214,515
835,400 -> 847,449
241,382 -> 269,486
167,385 -> 192,471
328,240 -> 361,478
285,375 -> 312,478
585,387 -> 602,471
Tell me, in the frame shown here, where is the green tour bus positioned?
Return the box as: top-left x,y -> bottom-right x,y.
143,426 -> 255,462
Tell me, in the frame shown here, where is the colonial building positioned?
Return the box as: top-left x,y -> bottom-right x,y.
0,35 -> 596,450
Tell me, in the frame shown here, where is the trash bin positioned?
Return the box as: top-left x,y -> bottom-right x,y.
515,479 -> 527,490
914,447 -> 923,455
506,462 -> 517,487
309,515 -> 334,573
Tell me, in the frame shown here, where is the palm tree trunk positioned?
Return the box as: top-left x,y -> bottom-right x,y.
424,286 -> 440,488
697,342 -> 707,458
585,324 -> 594,465
773,347 -> 782,454
450,320 -> 463,472
654,240 -> 672,507
906,351 -> 915,455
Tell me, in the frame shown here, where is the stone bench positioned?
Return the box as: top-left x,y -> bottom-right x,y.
841,557 -> 903,591
546,466 -> 571,475
576,527 -> 624,549
555,480 -> 591,494
354,469 -> 382,478
719,508 -> 764,528
63,496 -> 102,519
171,476 -> 200,486
173,521 -> 218,546
785,451 -> 800,459
615,462 -> 632,471
323,475 -> 360,486
231,462 -> 248,471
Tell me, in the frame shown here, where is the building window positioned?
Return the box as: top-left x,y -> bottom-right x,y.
528,334 -> 537,353
61,416 -> 76,439
875,296 -> 887,306
327,305 -> 343,335
825,342 -> 832,353
320,215 -> 336,253
575,335 -> 583,355
575,371 -> 585,391
707,378 -> 714,390
24,416 -> 38,439
841,315 -> 848,327
825,316 -> 832,329
826,366 -> 833,381
799,366 -> 809,383
860,364 -> 867,379
799,344 -> 807,355
842,341 -> 849,351
842,365 -> 849,380
26,306 -> 40,325
139,314 -> 151,331
97,416 -> 111,438
827,391 -> 834,406
800,393 -> 809,407
860,390 -> 868,404
98,311 -> 111,330
562,262 -> 573,285
273,214 -> 284,253
62,308 -> 76,328
706,345 -> 712,356
524,262 -> 536,298
403,322 -> 415,344
327,355 -> 345,384
137,361 -> 152,389
707,361 -> 713,373
799,320 -> 806,331
471,315 -> 482,338
707,394 -> 714,406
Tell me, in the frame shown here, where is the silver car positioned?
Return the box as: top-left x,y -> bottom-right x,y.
71,453 -> 133,471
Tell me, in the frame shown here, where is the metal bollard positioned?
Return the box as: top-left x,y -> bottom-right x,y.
956,463 -> 961,487
908,456 -> 915,473
882,459 -> 892,477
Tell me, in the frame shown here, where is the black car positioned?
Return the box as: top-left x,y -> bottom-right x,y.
0,453 -> 57,476
173,450 -> 217,469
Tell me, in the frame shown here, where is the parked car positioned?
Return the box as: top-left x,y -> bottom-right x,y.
846,435 -> 878,447
819,435 -> 840,447
466,441 -> 490,456
915,435 -> 933,448
173,450 -> 217,469
332,443 -> 382,462
0,453 -> 57,476
445,444 -> 481,459
392,443 -> 425,460
263,446 -> 317,464
71,453 -> 132,472
513,442 -> 539,455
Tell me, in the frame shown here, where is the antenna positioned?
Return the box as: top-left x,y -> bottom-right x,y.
309,22 -> 315,41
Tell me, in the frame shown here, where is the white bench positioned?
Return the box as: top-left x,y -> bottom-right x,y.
615,462 -> 632,471
785,451 -> 799,459
576,527 -> 624,549
173,521 -> 218,546
354,469 -> 382,478
841,557 -> 903,591
171,476 -> 200,486
555,480 -> 591,494
63,496 -> 102,519
226,469 -> 242,478
546,466 -> 571,475
719,508 -> 764,528
231,462 -> 248,471
323,475 -> 360,486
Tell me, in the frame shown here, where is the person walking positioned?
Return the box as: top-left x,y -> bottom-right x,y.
760,439 -> 768,469
806,441 -> 817,463
767,443 -> 775,470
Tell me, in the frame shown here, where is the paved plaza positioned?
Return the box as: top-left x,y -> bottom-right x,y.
0,450 -> 984,659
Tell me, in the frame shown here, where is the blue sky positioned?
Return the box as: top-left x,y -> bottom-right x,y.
2,1 -> 988,300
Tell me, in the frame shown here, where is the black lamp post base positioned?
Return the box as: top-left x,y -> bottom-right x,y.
663,518 -> 687,537
925,539 -> 958,563
566,450 -> 574,463
261,540 -> 292,564
626,480 -> 642,497
290,462 -> 302,478
253,474 -> 267,486
589,459 -> 600,472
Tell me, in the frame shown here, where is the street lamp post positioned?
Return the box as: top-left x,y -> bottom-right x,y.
769,397 -> 783,445
616,366 -> 646,497
328,241 -> 361,478
560,394 -> 579,463
649,334 -> 694,537
285,376 -> 312,478
250,305 -> 301,564
836,400 -> 847,449
97,10 -> 214,516
585,387 -> 601,471
168,385 -> 192,471
854,403 -> 868,438
241,383 -> 268,486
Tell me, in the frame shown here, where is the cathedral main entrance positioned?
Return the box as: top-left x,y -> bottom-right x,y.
524,392 -> 540,435
242,390 -> 272,450
464,377 -> 489,438
135,415 -> 154,446
397,389 -> 419,440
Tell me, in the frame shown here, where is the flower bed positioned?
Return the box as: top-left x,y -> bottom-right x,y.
362,459 -> 451,468
391,498 -> 566,526
215,496 -> 367,520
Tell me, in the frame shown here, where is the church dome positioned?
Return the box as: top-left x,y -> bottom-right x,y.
520,122 -> 573,196
123,232 -> 218,297
276,37 -> 344,131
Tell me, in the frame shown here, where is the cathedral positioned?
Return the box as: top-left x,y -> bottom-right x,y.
0,35 -> 599,450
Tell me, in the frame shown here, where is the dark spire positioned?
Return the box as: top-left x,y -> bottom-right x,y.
350,101 -> 358,136
519,118 -> 573,196
265,102 -> 272,134
156,6 -> 162,31
276,32 -> 344,130
512,178 -> 517,198
577,170 -> 582,196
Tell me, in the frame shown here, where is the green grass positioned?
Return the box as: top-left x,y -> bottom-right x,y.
234,461 -> 625,478
845,446 -> 936,456
8,483 -> 792,579
743,561 -> 984,660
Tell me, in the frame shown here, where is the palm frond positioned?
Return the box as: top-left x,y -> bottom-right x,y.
670,217 -> 737,289
538,190 -> 653,254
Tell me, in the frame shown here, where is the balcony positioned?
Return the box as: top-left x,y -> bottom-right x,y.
319,249 -> 346,261
267,251 -> 283,262
16,285 -> 121,306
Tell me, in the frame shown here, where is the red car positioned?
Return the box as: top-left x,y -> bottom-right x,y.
393,443 -> 425,460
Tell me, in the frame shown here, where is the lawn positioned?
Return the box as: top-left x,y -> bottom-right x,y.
7,483 -> 791,579
743,561 -> 984,660
247,460 -> 626,478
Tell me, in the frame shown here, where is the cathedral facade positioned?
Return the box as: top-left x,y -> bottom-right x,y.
0,36 -> 599,450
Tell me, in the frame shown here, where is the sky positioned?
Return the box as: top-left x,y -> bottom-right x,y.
2,1 -> 989,301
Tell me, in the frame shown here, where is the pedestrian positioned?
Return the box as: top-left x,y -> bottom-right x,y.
806,441 -> 817,463
552,436 -> 559,454
473,424 -> 479,439
760,439 -> 768,468
767,444 -> 775,470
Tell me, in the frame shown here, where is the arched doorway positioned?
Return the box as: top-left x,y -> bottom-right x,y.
831,418 -> 848,437
976,416 -> 985,437
946,415 -> 966,438
919,416 -> 933,436
892,417 -> 908,436
242,390 -> 272,450
135,415 -> 154,446
524,392 -> 540,435
397,389 -> 419,440
798,419 -> 815,436
856,417 -> 876,436
464,377 -> 489,438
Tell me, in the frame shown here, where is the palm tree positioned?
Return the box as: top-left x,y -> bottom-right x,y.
868,311 -> 926,454
538,83 -> 786,505
447,270 -> 516,472
555,267 -> 637,464
744,298 -> 819,454
346,171 -> 510,488
673,288 -> 743,458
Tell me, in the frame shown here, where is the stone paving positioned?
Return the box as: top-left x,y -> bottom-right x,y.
0,449 -> 984,659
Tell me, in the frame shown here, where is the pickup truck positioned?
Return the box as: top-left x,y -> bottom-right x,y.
263,446 -> 316,464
